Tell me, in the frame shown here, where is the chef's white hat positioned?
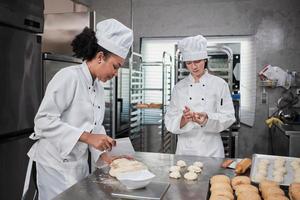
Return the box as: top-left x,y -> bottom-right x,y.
178,35 -> 208,62
96,19 -> 133,59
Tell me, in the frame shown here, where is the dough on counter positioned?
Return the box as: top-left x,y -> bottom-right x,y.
210,175 -> 230,184
187,165 -> 202,173
109,158 -> 147,177
169,165 -> 181,172
177,160 -> 187,167
193,161 -> 204,168
169,171 -> 181,179
260,159 -> 270,165
184,171 -> 198,180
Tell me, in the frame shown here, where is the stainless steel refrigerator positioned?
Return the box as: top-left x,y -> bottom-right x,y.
0,0 -> 44,199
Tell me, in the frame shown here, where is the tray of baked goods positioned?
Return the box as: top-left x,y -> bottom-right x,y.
207,174 -> 300,200
250,154 -> 300,186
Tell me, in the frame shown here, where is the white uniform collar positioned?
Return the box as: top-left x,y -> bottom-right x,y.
81,61 -> 95,86
188,70 -> 209,84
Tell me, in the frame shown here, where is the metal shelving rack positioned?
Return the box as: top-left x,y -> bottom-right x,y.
129,52 -> 173,152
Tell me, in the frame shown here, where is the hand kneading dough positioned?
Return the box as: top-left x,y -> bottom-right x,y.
109,158 -> 147,177
187,165 -> 202,173
184,171 -> 198,180
177,160 -> 187,167
193,161 -> 204,168
169,165 -> 181,172
169,171 -> 181,179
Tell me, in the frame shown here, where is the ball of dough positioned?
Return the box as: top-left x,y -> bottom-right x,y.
237,192 -> 261,200
187,165 -> 202,173
294,176 -> 300,183
210,175 -> 230,184
257,164 -> 268,172
193,161 -> 204,168
169,165 -> 181,172
272,170 -> 285,177
169,171 -> 181,179
184,171 -> 198,180
177,160 -> 187,167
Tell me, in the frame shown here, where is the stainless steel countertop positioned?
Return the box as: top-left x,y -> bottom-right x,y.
275,123 -> 300,136
54,152 -> 235,200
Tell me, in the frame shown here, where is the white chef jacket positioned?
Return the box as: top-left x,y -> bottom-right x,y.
165,71 -> 235,157
24,62 -> 106,199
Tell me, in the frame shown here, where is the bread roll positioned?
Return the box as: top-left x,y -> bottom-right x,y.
259,180 -> 278,191
237,192 -> 261,200
210,183 -> 233,193
231,176 -> 251,190
289,183 -> 300,200
262,187 -> 285,200
235,184 -> 259,196
209,195 -> 231,200
235,158 -> 252,174
210,175 -> 230,184
211,190 -> 234,200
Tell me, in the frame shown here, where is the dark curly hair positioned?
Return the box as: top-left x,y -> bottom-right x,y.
71,27 -> 111,61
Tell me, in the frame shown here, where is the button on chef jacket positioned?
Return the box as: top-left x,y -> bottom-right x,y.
27,61 -> 106,174
165,71 -> 236,157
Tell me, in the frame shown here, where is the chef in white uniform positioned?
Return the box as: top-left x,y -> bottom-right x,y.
165,35 -> 235,158
22,19 -> 133,200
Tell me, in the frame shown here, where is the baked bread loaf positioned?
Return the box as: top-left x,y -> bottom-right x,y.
231,176 -> 251,190
235,158 -> 252,174
210,190 -> 234,200
210,182 -> 233,193
289,183 -> 300,200
210,175 -> 231,184
237,192 -> 261,200
259,180 -> 278,192
235,184 -> 259,196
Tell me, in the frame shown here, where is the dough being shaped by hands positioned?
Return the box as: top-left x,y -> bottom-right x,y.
169,171 -> 181,179
177,160 -> 187,167
184,171 -> 198,180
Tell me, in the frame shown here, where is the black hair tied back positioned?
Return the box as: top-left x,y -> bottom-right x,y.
71,27 -> 100,61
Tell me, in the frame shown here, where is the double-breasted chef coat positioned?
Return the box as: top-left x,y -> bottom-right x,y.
23,62 -> 106,200
165,71 -> 236,158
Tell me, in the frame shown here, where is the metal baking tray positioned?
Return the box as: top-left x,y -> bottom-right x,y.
250,154 -> 300,186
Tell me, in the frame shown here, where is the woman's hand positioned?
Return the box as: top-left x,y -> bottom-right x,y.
193,112 -> 208,125
80,132 -> 116,151
180,106 -> 194,128
100,153 -> 134,164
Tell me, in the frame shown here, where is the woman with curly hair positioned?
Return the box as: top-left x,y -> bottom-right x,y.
23,19 -> 133,200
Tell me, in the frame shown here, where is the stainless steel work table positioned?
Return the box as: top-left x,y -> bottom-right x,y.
54,152 -> 235,200
273,123 -> 300,156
